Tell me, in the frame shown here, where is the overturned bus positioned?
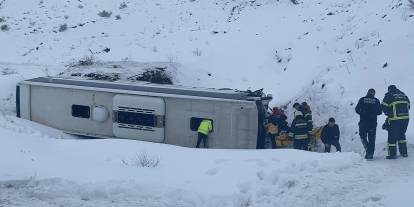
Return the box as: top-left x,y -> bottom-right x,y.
16,77 -> 271,149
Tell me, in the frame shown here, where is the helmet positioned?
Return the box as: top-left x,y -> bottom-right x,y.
388,85 -> 397,92
293,103 -> 300,108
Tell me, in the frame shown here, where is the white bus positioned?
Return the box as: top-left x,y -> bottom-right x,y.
16,77 -> 271,149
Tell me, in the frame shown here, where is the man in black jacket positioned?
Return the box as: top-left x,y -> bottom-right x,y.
382,85 -> 410,159
321,118 -> 341,152
355,88 -> 382,159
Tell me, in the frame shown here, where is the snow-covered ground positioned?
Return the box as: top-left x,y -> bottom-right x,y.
1,0 -> 414,206
1,123 -> 414,207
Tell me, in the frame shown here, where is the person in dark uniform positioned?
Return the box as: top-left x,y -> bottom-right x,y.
301,102 -> 314,150
382,85 -> 410,159
289,112 -> 311,151
321,118 -> 341,153
355,88 -> 382,159
301,102 -> 313,131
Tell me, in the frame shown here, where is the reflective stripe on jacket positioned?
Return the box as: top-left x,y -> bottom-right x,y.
294,109 -> 303,118
290,116 -> 310,140
382,90 -> 410,121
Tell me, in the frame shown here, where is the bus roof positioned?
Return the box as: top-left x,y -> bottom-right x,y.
24,77 -> 260,101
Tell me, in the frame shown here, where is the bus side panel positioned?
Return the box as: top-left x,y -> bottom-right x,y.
164,98 -> 257,149
19,84 -> 31,120
230,103 -> 258,149
30,85 -> 114,137
164,98 -> 198,147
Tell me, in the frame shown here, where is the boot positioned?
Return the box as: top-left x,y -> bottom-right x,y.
386,155 -> 397,159
387,144 -> 397,160
365,154 -> 373,160
398,140 -> 408,157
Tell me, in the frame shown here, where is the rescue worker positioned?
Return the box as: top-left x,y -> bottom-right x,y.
267,107 -> 289,148
321,118 -> 341,152
355,88 -> 382,159
382,85 -> 410,159
196,119 -> 213,148
301,102 -> 313,131
289,112 -> 311,151
301,102 -> 314,150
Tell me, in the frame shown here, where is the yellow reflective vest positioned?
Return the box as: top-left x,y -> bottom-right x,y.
198,120 -> 213,135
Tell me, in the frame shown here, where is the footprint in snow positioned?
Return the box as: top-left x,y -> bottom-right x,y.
256,170 -> 265,181
245,159 -> 267,167
367,195 -> 382,202
214,159 -> 230,164
206,168 -> 219,175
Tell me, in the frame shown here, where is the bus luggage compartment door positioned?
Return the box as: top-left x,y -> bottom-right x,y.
113,95 -> 165,143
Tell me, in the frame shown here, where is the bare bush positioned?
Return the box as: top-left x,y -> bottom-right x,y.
115,14 -> 121,20
98,10 -> 112,18
122,151 -> 160,168
78,56 -> 94,66
1,24 -> 9,31
58,24 -> 68,32
69,55 -> 95,67
1,68 -> 17,75
409,0 -> 414,9
192,48 -> 202,56
0,17 -> 5,23
235,197 -> 252,207
291,0 -> 300,5
119,2 -> 128,9
83,72 -> 120,81
128,67 -> 173,84
167,55 -> 178,63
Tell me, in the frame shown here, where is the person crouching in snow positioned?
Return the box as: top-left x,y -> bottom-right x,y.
321,118 -> 341,152
196,119 -> 213,148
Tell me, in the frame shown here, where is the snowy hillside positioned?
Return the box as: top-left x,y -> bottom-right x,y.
1,0 -> 414,206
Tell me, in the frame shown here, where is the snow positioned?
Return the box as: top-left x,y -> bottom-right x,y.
1,125 -> 414,206
1,0 -> 414,206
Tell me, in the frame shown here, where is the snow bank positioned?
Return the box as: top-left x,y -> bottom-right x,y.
2,125 -> 413,206
0,125 -> 365,206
